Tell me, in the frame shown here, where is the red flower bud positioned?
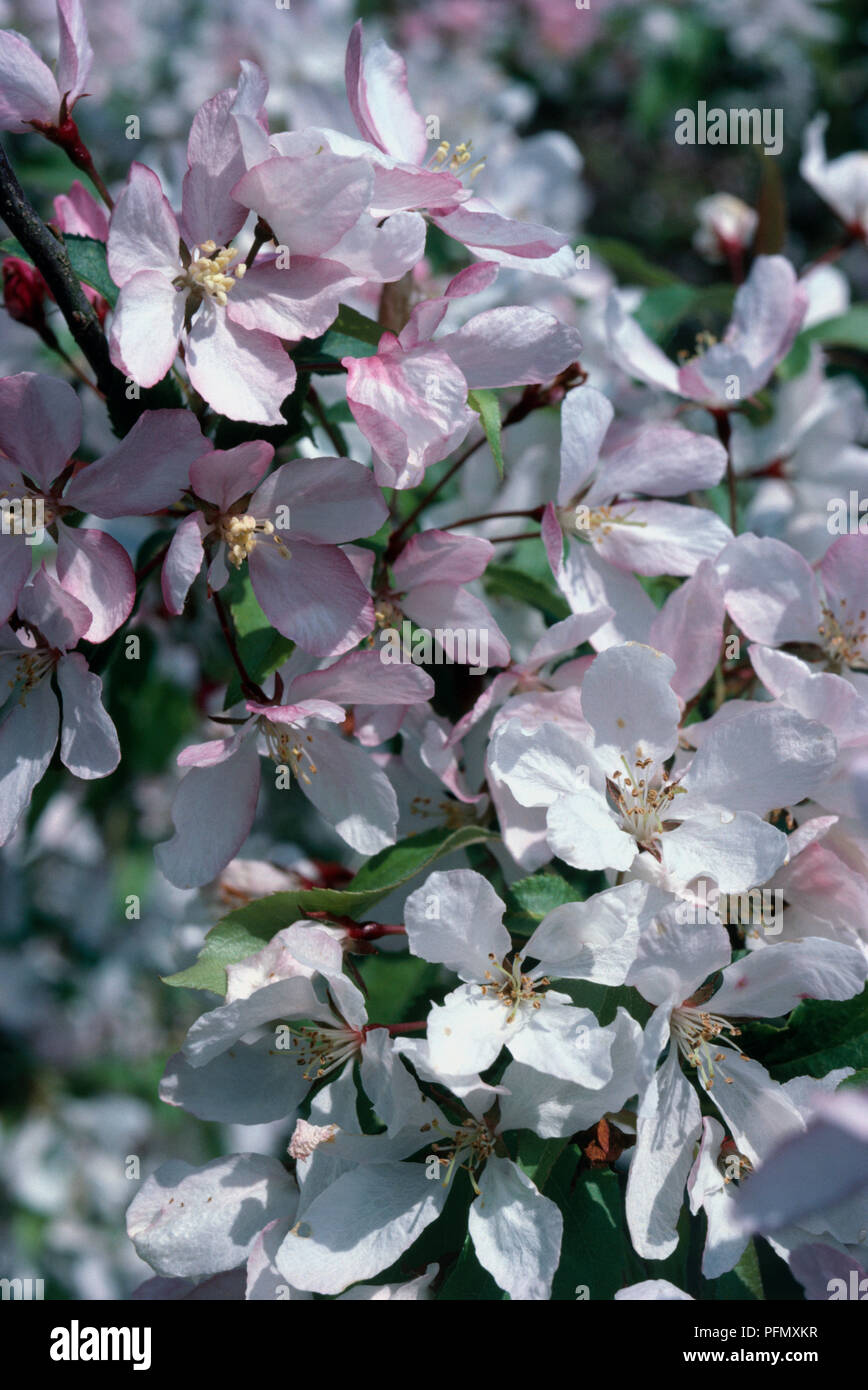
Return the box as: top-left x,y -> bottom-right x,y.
2,256 -> 52,330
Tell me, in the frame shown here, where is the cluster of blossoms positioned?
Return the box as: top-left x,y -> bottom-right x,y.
1,0 -> 867,1303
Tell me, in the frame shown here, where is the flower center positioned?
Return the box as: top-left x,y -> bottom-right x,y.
817,600 -> 867,671
287,1022 -> 364,1081
559,503 -> 647,543
670,1003 -> 743,1090
429,1117 -> 497,1189
218,513 -> 289,569
429,138 -> 485,181
3,647 -> 55,703
677,329 -> 719,364
174,240 -> 246,307
481,952 -> 548,1024
373,597 -> 404,629
608,756 -> 686,847
260,720 -> 319,785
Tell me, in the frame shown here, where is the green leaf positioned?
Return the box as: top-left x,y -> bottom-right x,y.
467,388 -> 505,478
436,1235 -> 507,1300
742,986 -> 868,1082
584,236 -> 682,288
503,872 -> 581,936
163,823 -> 500,993
546,1158 -> 630,1301
317,303 -> 384,362
62,233 -> 118,307
779,306 -> 868,381
515,1133 -> 571,1190
633,282 -> 735,346
484,562 -> 570,622
224,574 -> 294,705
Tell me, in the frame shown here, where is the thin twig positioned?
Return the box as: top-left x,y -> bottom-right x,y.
0,141 -> 117,395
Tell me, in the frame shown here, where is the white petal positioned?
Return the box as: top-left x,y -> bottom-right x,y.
275,1162 -> 446,1294
127,1154 -> 297,1278
468,1158 -> 562,1301
626,1045 -> 701,1259
404,868 -> 510,981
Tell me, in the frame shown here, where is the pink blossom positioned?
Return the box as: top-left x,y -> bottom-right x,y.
344,266 -> 582,488
0,372 -> 209,640
108,72 -> 370,423
606,256 -> 808,408
0,566 -> 119,844
162,443 -> 387,657
0,0 -> 92,132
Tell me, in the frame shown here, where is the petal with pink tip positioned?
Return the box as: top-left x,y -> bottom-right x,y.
345,22 -> 427,166
56,0 -> 93,107
155,734 -> 261,888
109,269 -> 184,388
57,651 -> 119,777
65,408 -> 209,518
185,307 -> 295,425
161,512 -> 208,615
56,523 -> 135,642
190,441 -> 273,512
107,163 -> 180,286
249,537 -> 374,657
0,31 -> 59,129
0,372 -> 81,490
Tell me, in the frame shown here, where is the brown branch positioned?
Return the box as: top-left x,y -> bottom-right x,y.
0,140 -> 117,395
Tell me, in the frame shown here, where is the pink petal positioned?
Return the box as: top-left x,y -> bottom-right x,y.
345,21 -> 427,166
392,530 -> 494,589
0,31 -> 59,129
18,564 -> 91,648
0,372 -> 81,490
249,536 -> 375,657
289,649 -> 434,706
0,679 -> 58,844
107,163 -> 180,287
649,561 -> 725,704
227,255 -> 361,341
328,209 -> 426,280
344,345 -> 474,490
0,535 -> 32,624
556,385 -> 613,506
185,307 -> 295,425
232,152 -> 373,258
55,523 -> 135,642
155,736 -> 261,889
246,698 -> 346,725
430,197 -> 573,265
53,179 -> 109,239
587,425 -> 728,505
161,512 -> 207,615
437,307 -> 582,389
250,456 -> 387,544
190,441 -> 273,512
57,651 -> 119,777
56,0 -> 93,107
402,582 -> 510,668
108,269 -> 184,388
65,408 -> 210,517
180,69 -> 268,250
